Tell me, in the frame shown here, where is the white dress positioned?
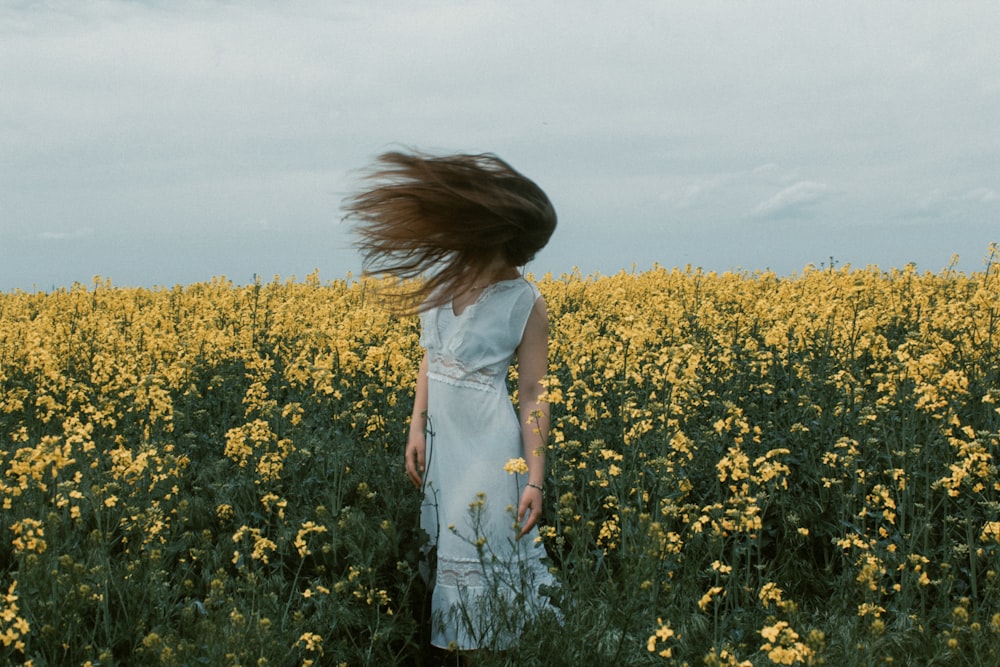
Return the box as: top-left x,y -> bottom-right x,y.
418,277 -> 559,650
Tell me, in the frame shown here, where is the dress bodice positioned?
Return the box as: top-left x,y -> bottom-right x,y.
419,278 -> 541,392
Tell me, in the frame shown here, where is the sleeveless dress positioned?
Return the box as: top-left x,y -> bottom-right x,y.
418,277 -> 559,650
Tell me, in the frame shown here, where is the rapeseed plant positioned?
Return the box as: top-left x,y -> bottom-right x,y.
0,252 -> 998,663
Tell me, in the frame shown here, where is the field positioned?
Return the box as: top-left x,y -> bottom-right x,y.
1,245 -> 999,666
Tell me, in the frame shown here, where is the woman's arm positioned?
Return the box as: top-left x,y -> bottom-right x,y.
405,352 -> 429,488
516,296 -> 550,538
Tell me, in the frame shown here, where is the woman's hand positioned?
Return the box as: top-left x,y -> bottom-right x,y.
517,484 -> 543,539
404,431 -> 426,489
405,354 -> 429,490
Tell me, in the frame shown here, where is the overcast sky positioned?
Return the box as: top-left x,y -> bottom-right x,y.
2,1 -> 998,291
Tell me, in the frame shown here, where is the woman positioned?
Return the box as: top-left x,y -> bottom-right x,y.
347,149 -> 560,652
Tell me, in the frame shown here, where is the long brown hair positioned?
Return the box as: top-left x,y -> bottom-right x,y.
345,149 -> 557,313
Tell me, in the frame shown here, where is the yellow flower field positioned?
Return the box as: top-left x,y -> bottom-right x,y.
1,244 -> 999,665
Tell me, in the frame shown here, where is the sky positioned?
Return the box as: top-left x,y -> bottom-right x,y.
2,0 -> 999,292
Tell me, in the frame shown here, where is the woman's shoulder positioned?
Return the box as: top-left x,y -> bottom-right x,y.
487,276 -> 540,309
517,276 -> 543,304
500,275 -> 540,294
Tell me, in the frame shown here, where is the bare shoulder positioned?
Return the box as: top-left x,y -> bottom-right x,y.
526,291 -> 549,330
531,292 -> 548,318
520,292 -> 549,353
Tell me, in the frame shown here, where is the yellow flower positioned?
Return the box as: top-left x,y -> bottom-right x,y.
761,622 -> 787,644
297,632 -> 324,654
503,457 -> 529,475
646,618 -> 675,658
758,582 -> 784,608
699,586 -> 725,611
712,560 -> 733,575
294,521 -> 328,558
981,521 -> 1000,543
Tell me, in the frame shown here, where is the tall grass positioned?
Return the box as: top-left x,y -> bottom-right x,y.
1,244 -> 998,665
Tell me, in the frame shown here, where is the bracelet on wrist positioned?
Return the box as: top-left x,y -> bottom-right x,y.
526,482 -> 544,495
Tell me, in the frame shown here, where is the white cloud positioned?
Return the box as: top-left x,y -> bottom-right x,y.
904,185 -> 1000,225
751,181 -> 835,220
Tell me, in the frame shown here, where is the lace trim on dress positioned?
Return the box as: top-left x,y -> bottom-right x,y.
435,552 -> 554,600
426,351 -> 501,392
436,555 -> 489,589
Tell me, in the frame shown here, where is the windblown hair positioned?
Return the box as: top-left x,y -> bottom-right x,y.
345,150 -> 557,313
